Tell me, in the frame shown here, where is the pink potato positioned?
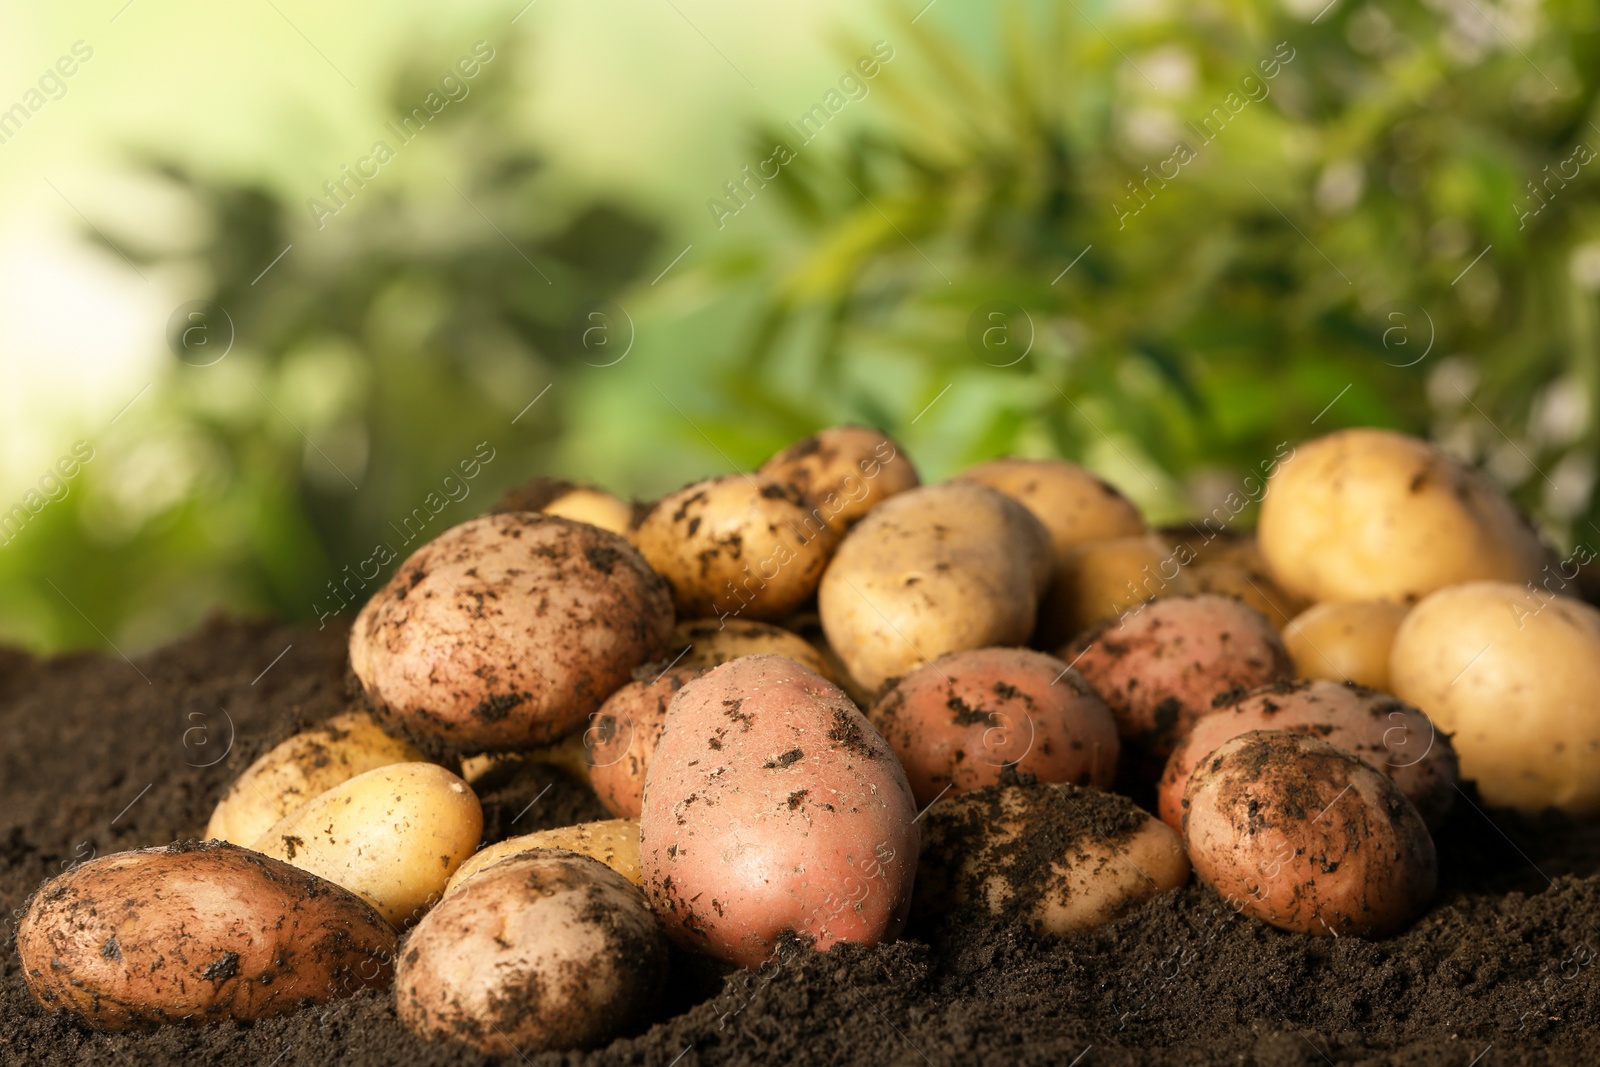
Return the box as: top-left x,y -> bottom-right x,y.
867,647 -> 1119,807
639,655 -> 919,968
586,664 -> 709,819
1066,595 -> 1292,760
1158,679 -> 1457,833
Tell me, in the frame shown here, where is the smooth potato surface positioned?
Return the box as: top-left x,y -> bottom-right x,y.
956,458 -> 1145,561
586,664 -> 708,819
668,617 -> 834,678
445,819 -> 641,894
1283,600 -> 1410,690
759,425 -> 919,529
1036,533 -> 1194,646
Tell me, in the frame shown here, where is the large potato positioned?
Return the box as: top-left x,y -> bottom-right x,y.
17,842 -> 396,1029
640,655 -> 919,968
1390,581 -> 1600,815
1157,526 -> 1310,628
669,617 -> 834,678
205,710 -> 424,845
350,512 -> 673,751
1283,600 -> 1411,690
759,425 -> 919,529
956,457 -> 1145,560
495,475 -> 635,536
587,664 -> 707,819
819,482 -> 1053,693
1258,429 -> 1544,603
1035,533 -> 1195,647
445,819 -> 641,894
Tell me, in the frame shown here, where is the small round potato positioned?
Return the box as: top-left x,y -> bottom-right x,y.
445,819 -> 641,894
759,425 -> 919,529
1157,526 -> 1310,628
495,476 -> 635,536
397,849 -> 667,1055
586,665 -> 708,819
668,617 -> 834,679
205,711 -> 424,845
17,842 -> 396,1029
252,762 -> 483,927
956,458 -> 1145,560
1183,730 -> 1437,938
1035,533 -> 1195,647
867,647 -> 1119,806
1283,600 -> 1411,690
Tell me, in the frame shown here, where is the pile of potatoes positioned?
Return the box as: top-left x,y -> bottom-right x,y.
18,423 -> 1595,1050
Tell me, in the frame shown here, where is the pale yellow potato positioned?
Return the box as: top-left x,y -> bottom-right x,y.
668,617 -> 834,679
458,732 -> 591,787
1158,526 -> 1310,628
1035,533 -> 1194,647
444,820 -> 641,895
759,425 -> 919,529
1390,581 -> 1600,816
956,458 -> 1145,562
252,762 -> 483,927
205,711 -> 423,846
494,477 -> 634,537
1284,600 -> 1410,690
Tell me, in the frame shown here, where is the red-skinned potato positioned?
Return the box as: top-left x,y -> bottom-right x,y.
867,647 -> 1119,806
640,655 -> 919,968
759,425 -> 919,529
586,664 -> 708,819
350,512 -> 673,752
1183,730 -> 1437,938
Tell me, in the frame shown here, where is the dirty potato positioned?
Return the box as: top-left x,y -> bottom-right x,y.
759,425 -> 919,529
1035,533 -> 1195,646
667,617 -> 834,678
586,665 -> 708,819
445,819 -> 641,894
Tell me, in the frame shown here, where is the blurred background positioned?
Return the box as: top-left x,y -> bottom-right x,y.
1,0 -> 1597,653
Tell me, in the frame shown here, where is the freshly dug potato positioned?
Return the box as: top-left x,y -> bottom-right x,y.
459,731 -> 591,789
867,647 -> 1119,806
253,762 -> 483,927
956,457 -> 1145,560
1390,581 -> 1600,815
494,475 -> 633,536
915,782 -> 1189,935
819,482 -> 1053,693
1157,679 -> 1457,832
759,425 -> 919,529
1183,730 -> 1437,938
350,512 -> 673,751
1283,600 -> 1410,690
445,819 -> 641,894
1036,533 -> 1195,647
1258,429 -> 1544,604
640,655 -> 919,968
633,474 -> 840,623
205,711 -> 424,845
1068,595 -> 1293,759
668,617 -> 834,679
587,665 -> 707,819
397,850 -> 666,1055
1158,526 -> 1310,628
17,842 -> 396,1029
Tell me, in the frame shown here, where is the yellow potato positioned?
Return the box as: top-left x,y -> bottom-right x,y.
1035,533 -> 1194,647
1283,600 -> 1410,690
1158,526 -> 1309,628
252,762 -> 483,927
667,617 -> 834,679
956,457 -> 1145,561
458,732 -> 590,787
759,425 -> 919,529
444,819 -> 641,895
495,476 -> 634,536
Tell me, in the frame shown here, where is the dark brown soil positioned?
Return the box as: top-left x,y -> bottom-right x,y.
3,617 -> 1597,1065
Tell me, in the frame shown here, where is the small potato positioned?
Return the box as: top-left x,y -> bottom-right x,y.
1157,679 -> 1457,832
634,474 -> 840,622
459,731 -> 591,789
867,647 -> 1119,806
398,850 -> 666,1055
1068,595 -> 1293,759
915,782 -> 1189,935
253,762 -> 483,927
668,617 -> 834,679
1158,526 -> 1310,628
445,819 -> 641,894
1035,533 -> 1195,647
640,655 -> 919,968
1183,730 -> 1437,938
17,842 -> 396,1029
1283,600 -> 1410,690
956,458 -> 1145,560
586,665 -> 707,819
494,476 -> 634,536
205,711 -> 424,845
759,425 -> 919,529
819,482 -> 1053,693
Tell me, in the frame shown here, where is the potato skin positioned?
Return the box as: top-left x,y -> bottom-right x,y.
640,655 -> 919,968
1283,600 -> 1410,691
668,617 -> 834,678
1035,533 -> 1195,647
956,457 -> 1144,560
867,647 -> 1119,806
351,512 -> 673,752
17,842 -> 396,1029
445,819 -> 642,894
397,850 -> 667,1055
1157,526 -> 1310,628
494,476 -> 634,536
586,665 -> 708,819
759,425 -> 919,529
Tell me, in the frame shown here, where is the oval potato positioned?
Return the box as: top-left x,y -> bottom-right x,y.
1283,600 -> 1410,690
956,458 -> 1145,561
445,819 -> 641,895
587,665 -> 707,819
1036,533 -> 1195,647
759,425 -> 919,529
1157,526 -> 1309,628
668,617 -> 834,679
494,476 -> 635,537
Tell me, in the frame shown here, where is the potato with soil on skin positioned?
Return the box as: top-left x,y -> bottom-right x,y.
640,655 -> 919,968
1157,525 -> 1310,628
586,664 -> 708,819
819,481 -> 1054,693
759,424 -> 919,529
633,474 -> 840,623
445,819 -> 642,894
956,457 -> 1145,559
1183,730 -> 1437,938
350,511 -> 673,752
494,475 -> 634,536
205,710 -> 424,845
1282,600 -> 1410,690
867,647 -> 1119,807
398,849 -> 666,1055
667,617 -> 835,679
914,781 -> 1189,935
1390,581 -> 1600,816
1258,428 -> 1545,604
1035,533 -> 1195,647
1067,594 -> 1293,760
17,842 -> 396,1029
253,762 -> 482,927
1157,679 -> 1456,832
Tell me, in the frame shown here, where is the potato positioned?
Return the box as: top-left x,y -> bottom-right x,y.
640,655 -> 919,967
205,711 -> 424,845
633,474 -> 840,623
252,762 -> 483,927
1390,581 -> 1600,815
350,512 -> 673,751
915,782 -> 1188,935
819,482 -> 1053,693
446,819 -> 641,895
1067,595 -> 1293,759
1258,429 -> 1544,604
397,849 -> 666,1054
494,475 -> 634,536
1183,730 -> 1437,938
956,457 -> 1145,559
17,842 -> 396,1029
1157,525 -> 1310,628
587,665 -> 707,819
1283,600 -> 1411,690
759,424 -> 919,529
1157,679 -> 1457,832
459,731 -> 591,788
1035,533 -> 1195,647
668,617 -> 834,679
867,647 -> 1119,806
